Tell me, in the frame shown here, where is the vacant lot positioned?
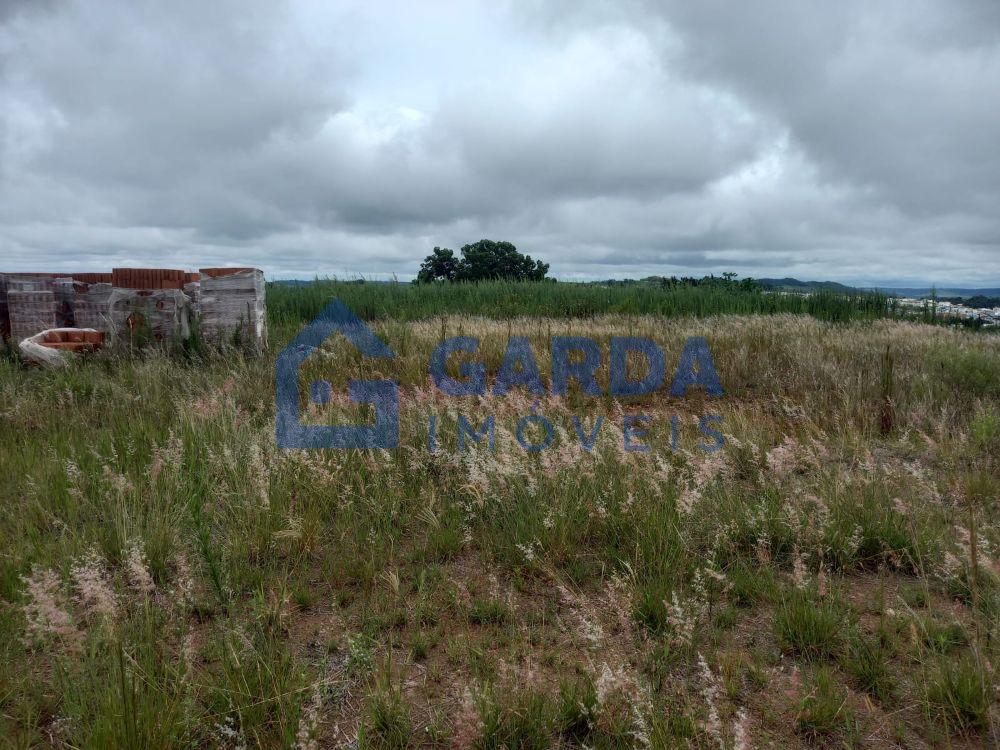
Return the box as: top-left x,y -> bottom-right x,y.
1,312 -> 997,748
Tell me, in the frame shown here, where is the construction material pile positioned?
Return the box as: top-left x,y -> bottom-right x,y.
0,273 -> 9,341
6,276 -> 57,344
183,272 -> 201,307
0,266 -> 265,350
112,268 -> 186,290
19,328 -> 104,368
38,328 -> 105,351
199,268 -> 266,343
107,288 -> 192,343
73,283 -> 113,330
53,278 -> 76,327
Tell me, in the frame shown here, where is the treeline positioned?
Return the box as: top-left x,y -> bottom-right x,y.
592,273 -> 761,291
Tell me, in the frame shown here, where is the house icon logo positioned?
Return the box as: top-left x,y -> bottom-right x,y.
275,300 -> 399,449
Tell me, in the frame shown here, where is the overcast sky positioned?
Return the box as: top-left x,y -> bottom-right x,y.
1,1 -> 998,285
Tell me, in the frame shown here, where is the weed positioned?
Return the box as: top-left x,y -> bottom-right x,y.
408,632 -> 434,662
899,584 -> 928,609
797,668 -> 850,740
774,590 -> 845,660
727,561 -> 777,607
923,655 -> 993,733
345,634 -> 375,679
476,688 -> 553,750
361,678 -> 413,750
969,408 -> 1000,450
292,585 -> 315,611
842,630 -> 895,702
918,618 -> 968,655
632,580 -> 673,635
469,597 -> 510,626
555,676 -> 597,742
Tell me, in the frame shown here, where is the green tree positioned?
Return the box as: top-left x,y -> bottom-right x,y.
416,246 -> 459,283
415,240 -> 549,283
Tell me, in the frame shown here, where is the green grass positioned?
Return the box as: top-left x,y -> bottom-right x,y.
923,656 -> 993,733
555,676 -> 598,743
797,668 -> 851,740
1,295 -> 998,748
919,617 -> 969,655
774,590 -> 847,660
468,597 -> 510,626
842,629 -> 896,702
266,279 -> 893,326
476,688 -> 553,750
360,677 -> 413,750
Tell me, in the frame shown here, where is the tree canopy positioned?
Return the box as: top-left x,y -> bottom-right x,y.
416,240 -> 550,283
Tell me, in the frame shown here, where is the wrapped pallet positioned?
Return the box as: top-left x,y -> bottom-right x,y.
198,268 -> 266,344
6,275 -> 54,293
53,277 -> 76,327
183,272 -> 201,307
8,288 -> 56,343
0,274 -> 8,341
107,288 -> 191,344
73,282 -> 114,332
19,328 -> 104,368
183,281 -> 201,306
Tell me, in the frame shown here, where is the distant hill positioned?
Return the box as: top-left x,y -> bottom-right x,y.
937,294 -> 1000,309
756,279 -> 1000,300
875,287 -> 1000,299
755,278 -> 860,294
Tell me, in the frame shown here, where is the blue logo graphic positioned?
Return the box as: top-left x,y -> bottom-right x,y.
277,299 -> 724,452
275,300 -> 398,449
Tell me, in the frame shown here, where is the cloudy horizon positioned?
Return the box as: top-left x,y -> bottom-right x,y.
1,1 -> 999,286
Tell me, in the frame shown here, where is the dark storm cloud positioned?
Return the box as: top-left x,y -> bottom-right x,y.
0,0 -> 997,284
655,0 -> 1000,216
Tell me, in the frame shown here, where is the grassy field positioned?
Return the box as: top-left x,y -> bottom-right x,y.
1,289 -> 998,748
266,280 -> 894,326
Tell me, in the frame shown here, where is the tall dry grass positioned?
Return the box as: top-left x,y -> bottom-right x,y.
0,313 -> 996,748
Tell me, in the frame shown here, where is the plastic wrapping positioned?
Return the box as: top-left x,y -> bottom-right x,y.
107,288 -> 191,343
5,275 -> 57,342
53,278 -> 75,327
183,280 -> 201,307
8,289 -> 56,343
198,268 -> 266,343
0,274 -> 8,341
73,282 -> 113,332
18,327 -> 102,368
6,276 -> 54,292
1,266 -> 264,349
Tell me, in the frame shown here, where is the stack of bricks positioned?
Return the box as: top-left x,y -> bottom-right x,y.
183,272 -> 201,306
0,274 -> 8,341
71,273 -> 113,284
73,282 -> 114,332
53,278 -> 76,327
6,275 -> 57,343
38,329 -> 105,352
111,268 -> 187,290
198,268 -> 266,343
108,288 -> 191,343
1,266 -> 264,346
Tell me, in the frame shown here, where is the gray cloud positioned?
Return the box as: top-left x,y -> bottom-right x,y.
0,0 -> 997,285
